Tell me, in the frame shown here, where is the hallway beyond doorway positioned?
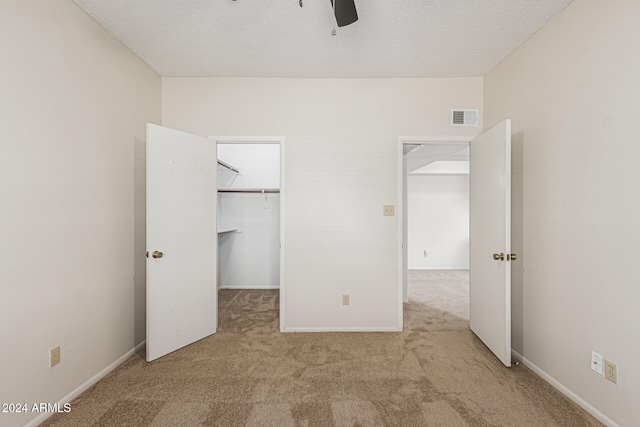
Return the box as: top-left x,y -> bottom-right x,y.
406,269 -> 469,331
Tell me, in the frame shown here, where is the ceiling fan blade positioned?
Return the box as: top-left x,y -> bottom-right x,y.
330,0 -> 358,27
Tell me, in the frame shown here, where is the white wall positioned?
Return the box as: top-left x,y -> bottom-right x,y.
219,194 -> 280,289
217,143 -> 280,189
217,144 -> 280,289
163,77 -> 482,330
0,1 -> 161,426
407,174 -> 469,269
484,0 -> 640,425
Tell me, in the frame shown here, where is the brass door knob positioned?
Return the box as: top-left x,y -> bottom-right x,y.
152,251 -> 163,259
493,253 -> 504,261
508,253 -> 517,261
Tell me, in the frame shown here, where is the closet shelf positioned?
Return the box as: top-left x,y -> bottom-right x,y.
218,189 -> 280,193
217,159 -> 239,173
217,228 -> 238,234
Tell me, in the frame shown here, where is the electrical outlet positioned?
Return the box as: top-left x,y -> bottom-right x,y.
383,205 -> 395,216
591,351 -> 603,374
50,346 -> 61,367
604,360 -> 617,384
342,294 -> 350,306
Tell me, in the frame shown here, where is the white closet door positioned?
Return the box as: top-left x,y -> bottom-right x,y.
146,124 -> 218,362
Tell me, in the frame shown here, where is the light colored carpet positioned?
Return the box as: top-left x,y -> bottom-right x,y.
40,271 -> 602,426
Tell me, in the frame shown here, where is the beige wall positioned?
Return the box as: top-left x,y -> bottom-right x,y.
484,0 -> 640,425
10,0 -> 635,423
0,1 -> 161,425
163,77 -> 482,330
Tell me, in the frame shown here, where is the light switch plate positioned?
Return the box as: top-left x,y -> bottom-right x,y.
383,205 -> 395,216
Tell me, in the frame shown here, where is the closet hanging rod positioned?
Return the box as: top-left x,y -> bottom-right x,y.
218,189 -> 280,193
217,160 -> 239,173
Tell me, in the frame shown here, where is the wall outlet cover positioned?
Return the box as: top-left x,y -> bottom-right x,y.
591,351 -> 603,374
50,346 -> 61,367
604,360 -> 617,384
383,205 -> 395,216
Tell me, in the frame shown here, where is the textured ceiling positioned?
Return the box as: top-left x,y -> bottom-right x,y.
72,0 -> 573,78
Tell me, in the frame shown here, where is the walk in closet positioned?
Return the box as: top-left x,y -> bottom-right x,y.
216,143 -> 281,289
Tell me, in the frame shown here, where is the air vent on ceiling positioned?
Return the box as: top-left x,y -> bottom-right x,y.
451,109 -> 478,127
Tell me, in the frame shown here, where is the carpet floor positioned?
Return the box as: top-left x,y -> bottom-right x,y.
41,270 -> 602,426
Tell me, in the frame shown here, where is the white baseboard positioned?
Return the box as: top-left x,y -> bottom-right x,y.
511,350 -> 619,427
283,326 -> 402,333
26,340 -> 146,427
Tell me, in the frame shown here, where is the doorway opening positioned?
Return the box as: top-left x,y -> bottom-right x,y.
398,138 -> 470,329
146,126 -> 286,362
212,136 -> 286,332
398,123 -> 514,366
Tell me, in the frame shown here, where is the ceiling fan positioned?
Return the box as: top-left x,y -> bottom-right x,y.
330,0 -> 358,27
299,0 -> 358,31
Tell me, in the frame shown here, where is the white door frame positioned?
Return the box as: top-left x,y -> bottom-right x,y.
397,136 -> 471,309
210,136 -> 286,332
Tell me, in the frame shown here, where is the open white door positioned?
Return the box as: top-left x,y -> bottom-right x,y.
469,119 -> 512,367
146,124 -> 218,362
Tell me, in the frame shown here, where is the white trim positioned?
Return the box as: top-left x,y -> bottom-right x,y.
409,173 -> 469,176
511,350 -> 620,427
220,286 -> 280,290
279,139 -> 286,332
283,326 -> 402,333
503,120 -> 512,367
209,136 -> 286,332
399,136 -> 471,144
27,341 -> 146,427
397,136 -> 472,306
397,139 -> 408,314
209,136 -> 285,143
